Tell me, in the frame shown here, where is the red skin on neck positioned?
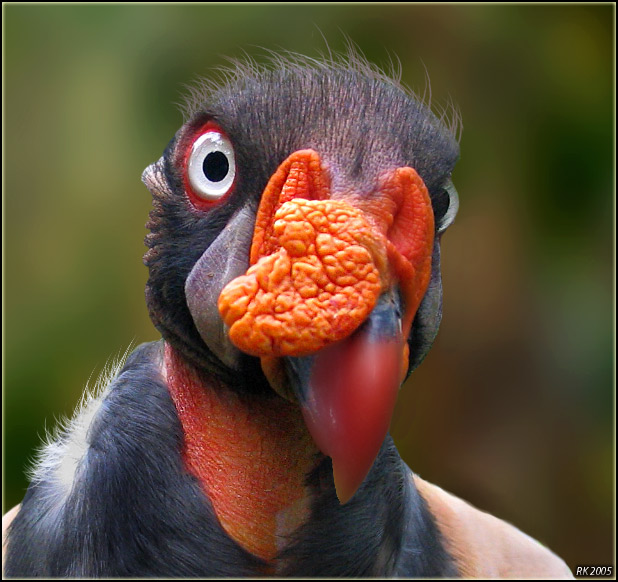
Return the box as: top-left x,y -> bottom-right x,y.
164,343 -> 319,562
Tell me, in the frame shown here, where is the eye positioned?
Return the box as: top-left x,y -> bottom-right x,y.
433,179 -> 459,234
186,130 -> 236,201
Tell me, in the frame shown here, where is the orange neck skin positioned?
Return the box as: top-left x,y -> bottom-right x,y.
163,343 -> 320,563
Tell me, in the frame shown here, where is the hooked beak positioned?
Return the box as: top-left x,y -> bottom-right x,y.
284,289 -> 407,503
214,149 -> 434,503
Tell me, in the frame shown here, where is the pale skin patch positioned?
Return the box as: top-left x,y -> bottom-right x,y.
218,198 -> 385,357
2,505 -> 20,573
413,476 -> 574,579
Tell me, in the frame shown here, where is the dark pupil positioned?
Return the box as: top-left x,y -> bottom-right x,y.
203,151 -> 229,183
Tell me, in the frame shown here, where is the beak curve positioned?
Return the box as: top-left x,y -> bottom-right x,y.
284,289 -> 407,503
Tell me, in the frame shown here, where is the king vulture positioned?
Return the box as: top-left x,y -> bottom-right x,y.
3,52 -> 572,578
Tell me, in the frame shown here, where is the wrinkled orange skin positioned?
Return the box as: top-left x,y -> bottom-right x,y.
373,166 -> 436,338
218,150 -> 434,360
219,198 -> 384,356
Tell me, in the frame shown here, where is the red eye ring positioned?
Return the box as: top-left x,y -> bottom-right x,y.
183,122 -> 236,209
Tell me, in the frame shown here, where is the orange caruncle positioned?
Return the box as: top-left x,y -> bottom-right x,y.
218,198 -> 386,357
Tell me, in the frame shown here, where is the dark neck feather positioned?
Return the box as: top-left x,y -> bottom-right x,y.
278,437 -> 457,577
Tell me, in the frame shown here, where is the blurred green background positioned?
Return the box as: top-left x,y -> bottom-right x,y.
3,4 -> 613,572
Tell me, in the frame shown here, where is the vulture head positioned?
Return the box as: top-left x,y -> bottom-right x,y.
142,53 -> 460,504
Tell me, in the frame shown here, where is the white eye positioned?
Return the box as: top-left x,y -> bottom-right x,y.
187,131 -> 236,201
